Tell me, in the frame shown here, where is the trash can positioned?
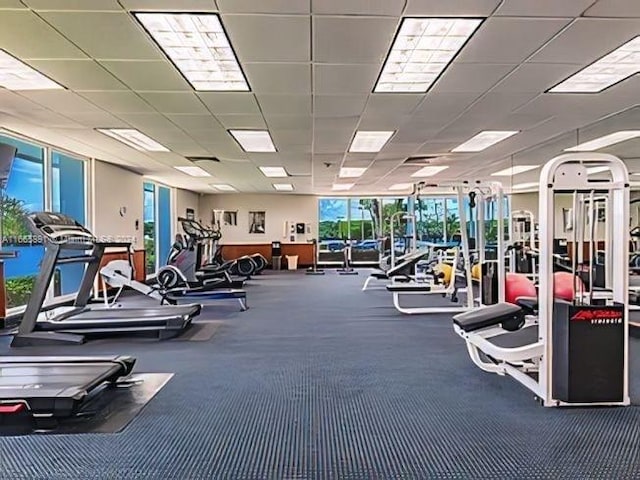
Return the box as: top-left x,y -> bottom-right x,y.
286,255 -> 298,270
272,255 -> 282,270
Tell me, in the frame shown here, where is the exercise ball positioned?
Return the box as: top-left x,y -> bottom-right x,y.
505,273 -> 537,305
434,263 -> 452,284
553,271 -> 585,302
471,263 -> 482,280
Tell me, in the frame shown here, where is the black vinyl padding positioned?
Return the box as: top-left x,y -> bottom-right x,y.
453,302 -> 523,332
387,284 -> 432,292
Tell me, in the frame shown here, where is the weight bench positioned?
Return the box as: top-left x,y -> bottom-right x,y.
362,269 -> 389,291
453,302 -> 524,332
164,288 -> 248,311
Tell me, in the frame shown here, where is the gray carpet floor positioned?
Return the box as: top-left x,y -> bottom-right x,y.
0,270 -> 638,479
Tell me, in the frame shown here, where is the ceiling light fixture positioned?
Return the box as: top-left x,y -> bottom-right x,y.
332,183 -> 354,191
452,131 -> 519,153
389,183 -> 414,190
339,167 -> 368,178
374,17 -> 483,93
97,128 -> 169,152
175,165 -> 211,177
0,49 -> 64,90
491,165 -> 539,176
273,183 -> 294,191
229,130 -> 276,152
349,131 -> 394,153
549,36 -> 640,93
259,166 -> 288,177
135,13 -> 249,91
212,183 -> 236,191
564,131 -> 640,152
411,165 -> 449,177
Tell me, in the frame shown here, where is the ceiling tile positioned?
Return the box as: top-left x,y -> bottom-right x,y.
22,0 -> 121,9
495,0 -> 596,16
314,64 -> 380,94
100,61 -> 190,91
215,114 -> 267,129
314,116 -> 359,132
529,18 -> 640,64
491,63 -> 583,93
243,63 -> 310,94
197,93 -> 261,115
405,0 -> 501,16
165,114 -> 222,131
456,18 -> 571,64
313,16 -> 397,64
26,59 -> 126,90
138,92 -> 209,114
78,91 -> 155,114
218,0 -> 310,14
0,11 -> 87,59
358,113 -> 408,131
432,64 -> 516,93
67,111 -> 123,127
39,11 -> 163,60
314,95 -> 368,117
462,92 -> 539,117
270,129 -> 313,147
223,15 -> 310,62
119,0 -> 217,11
116,113 -> 177,131
257,94 -> 311,115
584,0 -> 640,17
264,115 -> 313,130
0,0 -> 27,7
364,94 -> 423,116
311,0 -> 404,15
17,90 -> 105,113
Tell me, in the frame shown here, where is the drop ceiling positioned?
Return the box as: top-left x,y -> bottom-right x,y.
0,0 -> 638,194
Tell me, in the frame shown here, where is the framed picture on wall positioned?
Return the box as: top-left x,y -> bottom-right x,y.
223,211 -> 237,226
249,211 -> 266,234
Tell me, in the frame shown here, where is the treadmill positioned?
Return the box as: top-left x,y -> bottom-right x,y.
11,212 -> 201,347
0,142 -> 136,429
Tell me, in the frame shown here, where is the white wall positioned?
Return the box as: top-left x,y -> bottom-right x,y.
91,160 -> 143,249
175,188 -> 200,230
198,194 -> 318,244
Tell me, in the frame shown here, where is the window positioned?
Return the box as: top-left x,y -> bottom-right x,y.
143,182 -> 173,275
52,151 -> 86,296
318,198 -> 348,264
143,182 -> 156,275
0,134 -> 45,309
350,198 -> 380,264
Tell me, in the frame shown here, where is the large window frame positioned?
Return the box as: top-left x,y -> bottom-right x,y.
0,130 -> 90,312
143,180 -> 175,276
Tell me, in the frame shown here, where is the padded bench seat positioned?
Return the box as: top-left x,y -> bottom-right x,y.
453,302 -> 522,333
387,284 -> 432,293
369,270 -> 388,280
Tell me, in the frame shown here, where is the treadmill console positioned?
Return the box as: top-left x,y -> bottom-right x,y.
25,212 -> 94,244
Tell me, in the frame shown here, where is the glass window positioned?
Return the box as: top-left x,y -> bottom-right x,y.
382,197 -> 409,256
416,197 -> 444,243
157,185 -> 172,267
446,197 -> 461,242
351,198 -> 380,264
143,182 -> 156,275
0,134 -> 45,309
51,151 -> 86,296
318,198 -> 348,263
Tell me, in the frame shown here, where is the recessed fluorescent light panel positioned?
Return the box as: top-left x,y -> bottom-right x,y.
375,18 -> 482,93
339,167 -> 368,178
549,36 -> 640,93
411,165 -> 449,177
0,49 -> 64,90
564,131 -> 640,152
229,130 -> 276,152
587,166 -> 609,175
389,183 -> 413,190
175,165 -> 211,177
135,13 -> 249,91
97,128 -> 169,152
491,165 -> 538,176
452,131 -> 519,153
512,182 -> 538,190
273,183 -> 294,191
332,183 -> 354,191
212,184 -> 236,191
349,131 -> 394,153
259,166 -> 288,177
